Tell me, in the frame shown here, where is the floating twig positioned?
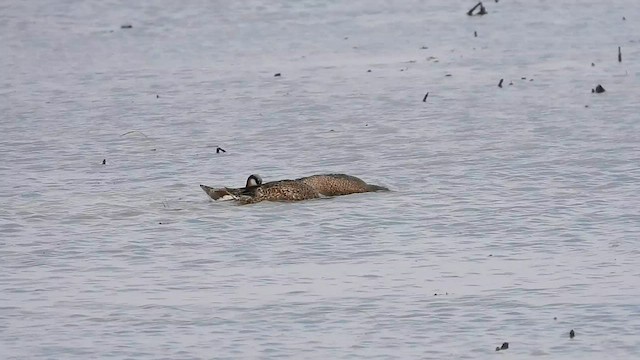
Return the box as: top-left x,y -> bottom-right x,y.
467,2 -> 481,15
467,2 -> 487,16
498,79 -> 504,88
422,92 -> 429,102
618,46 -> 622,62
474,31 -> 478,37
274,73 -> 281,77
570,330 -> 575,338
216,147 -> 226,154
121,24 -> 132,29
102,159 -> 106,165
495,342 -> 509,351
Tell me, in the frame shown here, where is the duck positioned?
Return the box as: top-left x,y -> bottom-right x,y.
200,174 -> 262,201
296,174 -> 389,196
200,173 -> 388,204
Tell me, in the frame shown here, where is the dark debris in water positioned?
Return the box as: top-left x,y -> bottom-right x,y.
216,147 -> 226,154
495,342 -> 509,351
618,46 -> 622,62
570,329 -> 575,338
467,2 -> 488,16
121,24 -> 133,29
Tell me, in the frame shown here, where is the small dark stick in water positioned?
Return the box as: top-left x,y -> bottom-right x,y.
474,31 -> 478,37
498,79 -> 504,88
570,329 -> 575,338
216,147 -> 226,154
467,2 -> 485,16
478,3 -> 487,14
274,73 -> 281,77
618,47 -> 622,62
422,92 -> 429,102
102,159 -> 106,165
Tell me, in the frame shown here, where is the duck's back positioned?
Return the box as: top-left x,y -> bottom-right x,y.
240,180 -> 320,204
297,174 -> 388,196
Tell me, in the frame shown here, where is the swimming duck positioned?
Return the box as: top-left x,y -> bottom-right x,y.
296,174 -> 389,196
236,179 -> 320,204
201,173 -> 388,204
200,174 -> 262,201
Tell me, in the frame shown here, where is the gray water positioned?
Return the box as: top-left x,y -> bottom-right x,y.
2,0 -> 640,359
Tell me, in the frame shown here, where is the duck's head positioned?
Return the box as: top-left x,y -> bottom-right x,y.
245,174 -> 263,187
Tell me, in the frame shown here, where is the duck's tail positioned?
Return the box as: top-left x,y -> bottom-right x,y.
200,184 -> 237,201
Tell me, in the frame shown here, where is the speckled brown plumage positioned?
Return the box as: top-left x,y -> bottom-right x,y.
296,174 -> 389,197
237,179 -> 320,204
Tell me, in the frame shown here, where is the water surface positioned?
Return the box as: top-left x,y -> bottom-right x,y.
1,0 -> 640,359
